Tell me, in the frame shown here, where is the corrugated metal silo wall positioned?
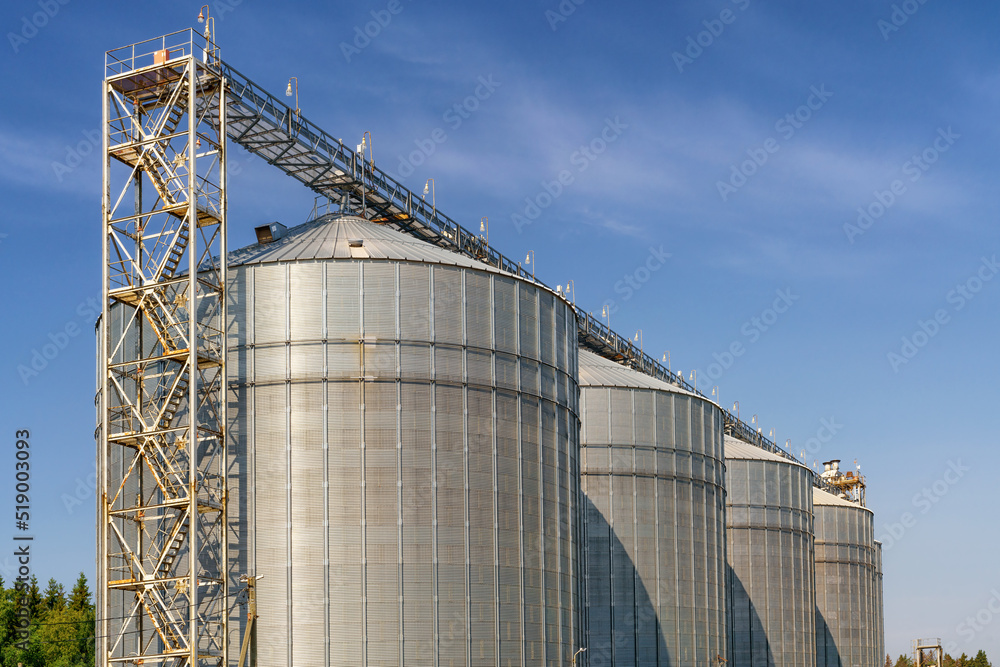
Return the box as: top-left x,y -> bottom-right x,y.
725,446 -> 816,667
579,378 -> 728,666
814,496 -> 878,667
227,258 -> 581,666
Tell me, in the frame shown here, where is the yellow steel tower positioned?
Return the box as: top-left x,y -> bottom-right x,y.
99,30 -> 228,666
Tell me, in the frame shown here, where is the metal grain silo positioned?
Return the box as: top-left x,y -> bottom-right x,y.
226,214 -> 581,666
724,436 -> 816,667
578,349 -> 728,666
813,487 -> 878,667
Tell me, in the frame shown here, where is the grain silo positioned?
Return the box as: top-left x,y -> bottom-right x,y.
225,214 -> 581,666
724,435 -> 816,667
578,349 -> 728,666
814,486 -> 878,667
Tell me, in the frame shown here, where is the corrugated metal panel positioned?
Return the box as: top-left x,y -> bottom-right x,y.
327,261 -> 360,341
363,263 -> 397,340
253,382 -> 289,665
401,381 -> 435,663
518,285 -> 537,361
289,263 -> 323,340
289,342 -> 323,381
254,264 -> 286,343
399,263 -> 430,342
290,382 -> 326,667
466,271 -> 491,350
328,381 -> 363,663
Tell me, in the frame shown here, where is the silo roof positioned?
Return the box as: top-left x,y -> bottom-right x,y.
230,214 -> 519,276
579,348 -> 700,398
724,435 -> 811,472
813,486 -> 869,509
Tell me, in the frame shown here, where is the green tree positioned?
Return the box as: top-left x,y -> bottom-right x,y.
67,573 -> 90,612
895,655 -> 915,667
970,650 -> 992,667
24,575 -> 42,620
42,578 -> 66,612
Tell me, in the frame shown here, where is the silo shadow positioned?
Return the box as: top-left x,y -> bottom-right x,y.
582,495 -> 671,667
815,608 -> 840,667
726,564 -> 774,666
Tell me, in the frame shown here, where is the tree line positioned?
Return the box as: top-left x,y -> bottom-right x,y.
888,650 -> 994,667
0,573 -> 94,667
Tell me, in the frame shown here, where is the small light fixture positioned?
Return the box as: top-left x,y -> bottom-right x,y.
423,178 -> 436,220
285,77 -> 299,116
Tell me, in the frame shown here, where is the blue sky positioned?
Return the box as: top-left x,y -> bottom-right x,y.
1,0 -> 997,660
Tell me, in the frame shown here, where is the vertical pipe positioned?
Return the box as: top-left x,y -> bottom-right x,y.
323,265 -> 331,667
219,74 -> 230,667
187,55 -> 199,665
429,268 -> 439,667
99,73 -> 110,667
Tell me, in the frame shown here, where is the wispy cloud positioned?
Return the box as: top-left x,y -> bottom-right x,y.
0,128 -> 87,194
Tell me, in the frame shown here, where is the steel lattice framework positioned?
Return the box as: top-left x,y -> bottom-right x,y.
99,30 -> 228,667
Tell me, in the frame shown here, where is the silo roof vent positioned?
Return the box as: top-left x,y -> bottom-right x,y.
254,222 -> 287,245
